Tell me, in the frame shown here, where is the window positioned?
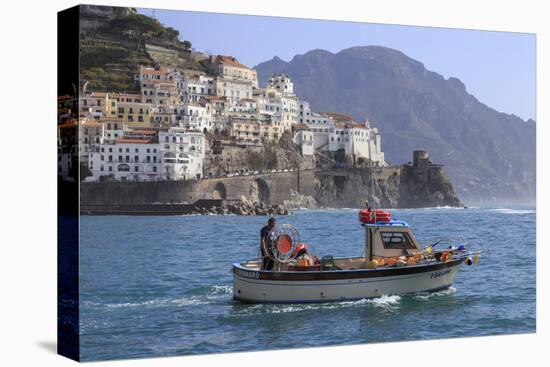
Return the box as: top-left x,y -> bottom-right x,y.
134,156 -> 139,162
134,166 -> 139,172
380,232 -> 416,250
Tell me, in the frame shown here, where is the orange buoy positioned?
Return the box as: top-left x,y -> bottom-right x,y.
386,258 -> 397,266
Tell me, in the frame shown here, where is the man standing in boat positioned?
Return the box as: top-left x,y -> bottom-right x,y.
260,217 -> 277,270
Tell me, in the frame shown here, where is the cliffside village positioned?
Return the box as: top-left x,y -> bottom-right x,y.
58,55 -> 386,182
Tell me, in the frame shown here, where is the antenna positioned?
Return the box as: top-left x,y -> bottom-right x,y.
367,128 -> 376,211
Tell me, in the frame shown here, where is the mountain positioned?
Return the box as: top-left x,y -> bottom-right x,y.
256,46 -> 536,205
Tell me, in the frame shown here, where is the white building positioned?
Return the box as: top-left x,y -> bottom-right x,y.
267,74 -> 294,95
298,100 -> 312,124
173,103 -> 213,131
79,119 -> 105,168
158,128 -> 205,180
295,111 -> 386,165
215,78 -> 254,106
327,122 -> 385,164
181,74 -> 215,103
87,128 -> 206,182
292,124 -> 314,156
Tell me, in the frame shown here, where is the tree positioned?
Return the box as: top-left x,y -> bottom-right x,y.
182,40 -> 192,50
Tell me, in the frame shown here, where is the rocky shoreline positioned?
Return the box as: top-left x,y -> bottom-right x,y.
190,191 -> 317,216
191,202 -> 290,216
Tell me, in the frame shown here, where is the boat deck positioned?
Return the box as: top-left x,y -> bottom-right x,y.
239,256 -> 437,272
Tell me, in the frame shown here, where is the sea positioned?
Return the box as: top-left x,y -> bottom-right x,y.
79,206 -> 536,361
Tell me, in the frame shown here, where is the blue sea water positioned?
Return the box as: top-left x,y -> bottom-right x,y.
79,207 -> 536,361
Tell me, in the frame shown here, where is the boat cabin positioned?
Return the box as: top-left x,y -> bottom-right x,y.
364,222 -> 421,259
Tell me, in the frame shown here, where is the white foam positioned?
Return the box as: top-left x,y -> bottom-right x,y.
83,286 -> 234,310
362,294 -> 402,308
489,208 -> 535,214
414,286 -> 457,300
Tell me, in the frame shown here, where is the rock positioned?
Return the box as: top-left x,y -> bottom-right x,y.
283,190 -> 318,210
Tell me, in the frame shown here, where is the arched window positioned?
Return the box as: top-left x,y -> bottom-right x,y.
117,164 -> 130,172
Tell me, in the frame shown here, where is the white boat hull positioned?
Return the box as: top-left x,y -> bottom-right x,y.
233,260 -> 463,303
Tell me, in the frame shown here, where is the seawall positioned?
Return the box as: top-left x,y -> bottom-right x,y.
80,165 -> 461,210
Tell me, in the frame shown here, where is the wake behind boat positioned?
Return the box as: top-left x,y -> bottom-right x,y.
232,209 -> 481,303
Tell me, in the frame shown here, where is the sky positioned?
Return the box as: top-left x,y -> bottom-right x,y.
138,8 -> 536,121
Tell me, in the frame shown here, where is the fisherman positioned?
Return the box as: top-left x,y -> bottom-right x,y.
260,217 -> 277,270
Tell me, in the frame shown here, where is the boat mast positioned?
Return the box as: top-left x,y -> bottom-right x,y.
366,129 -> 376,261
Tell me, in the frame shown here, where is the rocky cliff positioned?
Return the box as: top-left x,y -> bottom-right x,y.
314,165 -> 461,209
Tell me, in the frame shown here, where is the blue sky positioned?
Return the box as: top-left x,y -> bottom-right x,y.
138,8 -> 536,121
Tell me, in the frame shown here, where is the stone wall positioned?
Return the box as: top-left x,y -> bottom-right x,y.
81,170 -> 316,206
81,165 -> 461,209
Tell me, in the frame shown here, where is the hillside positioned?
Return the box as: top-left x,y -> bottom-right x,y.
256,46 -> 536,205
78,5 -> 205,92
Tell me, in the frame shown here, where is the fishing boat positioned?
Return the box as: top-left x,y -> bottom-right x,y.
232,209 -> 481,304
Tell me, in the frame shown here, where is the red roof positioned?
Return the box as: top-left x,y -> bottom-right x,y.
81,120 -> 104,128
320,112 -> 354,122
217,55 -> 251,69
58,120 -> 77,129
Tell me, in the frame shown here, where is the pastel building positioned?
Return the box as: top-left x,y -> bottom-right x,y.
210,55 -> 258,87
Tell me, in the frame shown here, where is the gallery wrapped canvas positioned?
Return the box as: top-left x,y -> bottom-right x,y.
58,4 -> 535,362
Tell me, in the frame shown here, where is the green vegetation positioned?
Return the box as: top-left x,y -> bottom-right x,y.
98,14 -> 181,46
79,9 -> 200,92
